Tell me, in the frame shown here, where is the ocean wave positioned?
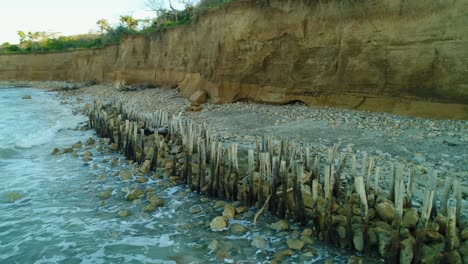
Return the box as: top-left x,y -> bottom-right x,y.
15,126 -> 58,149
14,117 -> 81,149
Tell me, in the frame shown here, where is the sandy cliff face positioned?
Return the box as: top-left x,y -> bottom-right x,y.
1,0 -> 467,119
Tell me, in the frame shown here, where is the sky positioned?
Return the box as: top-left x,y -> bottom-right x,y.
0,0 -> 163,44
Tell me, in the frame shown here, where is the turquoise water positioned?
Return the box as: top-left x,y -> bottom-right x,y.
0,87 -> 380,264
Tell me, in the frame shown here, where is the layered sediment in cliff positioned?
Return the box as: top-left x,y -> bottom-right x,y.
1,0 -> 467,119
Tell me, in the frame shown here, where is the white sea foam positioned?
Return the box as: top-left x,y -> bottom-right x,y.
15,127 -> 58,148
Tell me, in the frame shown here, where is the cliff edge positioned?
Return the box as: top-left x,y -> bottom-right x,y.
1,0 -> 467,119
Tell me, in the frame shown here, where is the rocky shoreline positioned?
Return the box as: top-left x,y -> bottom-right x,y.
4,81 -> 468,263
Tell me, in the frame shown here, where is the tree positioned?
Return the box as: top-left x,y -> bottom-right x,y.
145,0 -> 194,22
17,31 -> 27,43
119,15 -> 139,30
96,19 -> 111,34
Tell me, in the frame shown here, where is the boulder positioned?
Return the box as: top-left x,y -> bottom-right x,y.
137,177 -> 148,183
347,256 -> 363,264
353,230 -> 364,251
400,236 -> 414,264
230,223 -> 247,235
302,228 -> 314,237
286,238 -> 305,250
461,227 -> 468,241
148,196 -> 164,207
420,245 -> 443,264
127,188 -> 143,201
139,160 -> 151,174
208,240 -> 219,251
300,235 -> 314,245
375,201 -> 395,223
235,206 -> 249,214
214,200 -> 226,208
422,230 -> 444,243
52,148 -> 62,155
375,227 -> 392,257
271,219 -> 289,231
110,143 -> 119,151
222,204 -> 236,219
458,240 -> 468,256
144,204 -> 156,212
190,206 -> 202,214
119,170 -> 133,181
118,210 -> 130,218
402,208 -> 419,229
21,95 -> 32,99
210,216 -> 227,231
273,249 -> 294,262
189,89 -> 208,105
82,151 -> 93,157
251,237 -> 266,249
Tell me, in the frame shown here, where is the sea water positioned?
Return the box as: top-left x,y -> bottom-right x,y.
0,87 -> 381,264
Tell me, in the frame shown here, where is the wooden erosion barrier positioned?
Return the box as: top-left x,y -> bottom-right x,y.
87,101 -> 466,263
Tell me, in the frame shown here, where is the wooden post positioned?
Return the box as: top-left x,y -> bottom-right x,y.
294,162 -> 306,225
140,129 -> 145,164
354,175 -> 368,252
374,167 -> 380,196
365,156 -> 375,194
248,149 -> 255,206
405,167 -> 414,208
171,154 -> 177,177
419,169 -> 437,228
454,178 -> 462,226
197,138 -> 206,193
441,173 -> 453,215
388,163 -> 396,202
279,160 -> 288,219
445,198 -> 458,252
270,157 -> 280,214
208,138 -> 217,196
323,151 -> 334,243
391,165 -> 404,262
415,169 -> 437,263
150,139 -> 159,171
231,144 -> 239,201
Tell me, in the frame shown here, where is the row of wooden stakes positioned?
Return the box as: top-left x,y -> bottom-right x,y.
86,100 -> 465,263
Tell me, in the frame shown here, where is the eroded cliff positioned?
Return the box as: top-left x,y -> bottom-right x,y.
1,0 -> 467,119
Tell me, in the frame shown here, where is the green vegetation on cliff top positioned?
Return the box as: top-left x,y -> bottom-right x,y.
0,0 -> 235,54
